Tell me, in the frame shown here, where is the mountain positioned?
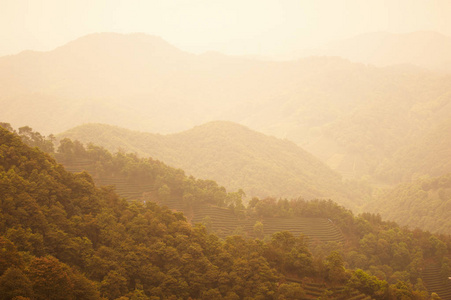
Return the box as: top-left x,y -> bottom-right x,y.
0,32 -> 291,134
0,124 -> 316,299
3,125 -> 451,299
375,119 -> 451,182
306,31 -> 451,72
239,60 -> 451,182
57,122 -> 368,209
2,32 -> 451,182
366,173 -> 451,235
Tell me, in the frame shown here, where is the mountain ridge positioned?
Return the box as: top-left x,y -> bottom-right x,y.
1,32 -> 451,183
309,31 -> 451,72
57,121 -> 369,209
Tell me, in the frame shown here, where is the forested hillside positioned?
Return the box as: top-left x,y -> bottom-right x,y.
375,119 -> 451,183
0,124 -> 315,299
3,125 -> 451,299
2,33 -> 451,182
366,173 -> 451,235
57,122 -> 371,209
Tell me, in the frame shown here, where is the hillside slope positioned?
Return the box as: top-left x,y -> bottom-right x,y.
366,173 -> 451,235
0,32 -> 291,134
2,32 -> 451,182
375,119 -> 451,182
0,125 -> 319,299
3,124 -> 451,299
58,122 -> 367,209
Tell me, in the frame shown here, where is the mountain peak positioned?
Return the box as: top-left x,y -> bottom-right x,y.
51,32 -> 185,57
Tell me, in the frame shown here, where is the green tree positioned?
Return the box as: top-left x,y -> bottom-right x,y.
0,267 -> 33,300
0,236 -> 23,275
347,269 -> 388,300
278,282 -> 305,300
157,184 -> 171,203
325,251 -> 347,283
27,256 -> 74,300
100,270 -> 128,300
253,221 -> 264,239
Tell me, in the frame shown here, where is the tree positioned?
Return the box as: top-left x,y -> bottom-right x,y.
253,221 -> 264,239
0,236 -> 23,275
325,251 -> 347,283
278,282 -> 305,300
0,267 -> 33,300
0,123 -> 13,132
18,126 -> 54,153
431,292 -> 442,300
100,270 -> 128,300
27,256 -> 74,300
347,269 -> 388,300
157,184 -> 171,203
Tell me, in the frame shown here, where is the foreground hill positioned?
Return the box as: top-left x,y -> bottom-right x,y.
0,124 -> 317,299
3,124 -> 451,299
57,122 -> 369,209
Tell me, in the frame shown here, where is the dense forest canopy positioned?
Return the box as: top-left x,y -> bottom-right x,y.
1,5 -> 451,299
2,124 -> 451,299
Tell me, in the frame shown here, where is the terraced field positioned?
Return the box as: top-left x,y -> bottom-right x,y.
190,204 -> 252,236
57,156 -> 155,200
262,217 -> 344,244
286,279 -> 372,300
190,204 -> 345,243
58,157 -> 345,244
61,157 -> 94,173
422,264 -> 451,300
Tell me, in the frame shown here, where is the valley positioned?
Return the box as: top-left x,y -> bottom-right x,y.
1,18 -> 451,299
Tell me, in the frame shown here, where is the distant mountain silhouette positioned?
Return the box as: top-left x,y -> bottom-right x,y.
309,31 -> 451,71
2,32 -> 451,182
0,32 -> 297,134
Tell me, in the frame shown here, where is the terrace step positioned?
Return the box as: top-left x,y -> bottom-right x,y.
422,264 -> 451,300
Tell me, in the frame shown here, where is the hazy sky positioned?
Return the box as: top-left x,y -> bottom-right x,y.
1,0 -> 451,57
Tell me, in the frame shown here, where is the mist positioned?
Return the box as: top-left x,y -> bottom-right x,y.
1,1 -> 451,300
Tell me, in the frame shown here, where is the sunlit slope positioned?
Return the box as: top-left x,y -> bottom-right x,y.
53,136 -> 346,244
375,119 -> 451,183
58,122 -> 367,208
1,126 -> 323,299
2,32 -> 451,182
366,173 -> 451,235
249,63 -> 451,181
6,124 -> 451,299
190,206 -> 345,243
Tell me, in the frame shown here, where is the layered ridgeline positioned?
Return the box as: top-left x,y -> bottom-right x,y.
0,124 -> 317,300
2,32 -> 451,182
3,126 -> 451,299
375,119 -> 451,183
0,32 -> 295,134
366,173 -> 451,235
57,122 -> 371,209
300,31 -> 451,72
